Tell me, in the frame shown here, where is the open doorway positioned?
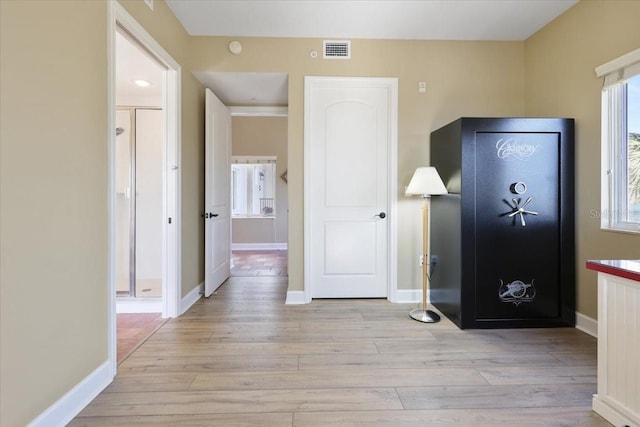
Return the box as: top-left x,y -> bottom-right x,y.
229,117 -> 289,278
109,2 -> 181,369
194,72 -> 289,281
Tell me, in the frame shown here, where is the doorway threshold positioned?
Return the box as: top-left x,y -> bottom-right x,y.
116,297 -> 162,314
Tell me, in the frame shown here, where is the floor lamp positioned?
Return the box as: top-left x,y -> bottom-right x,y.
406,166 -> 448,323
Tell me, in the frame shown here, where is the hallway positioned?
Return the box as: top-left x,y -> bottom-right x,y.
71,276 -> 606,426
231,250 -> 288,277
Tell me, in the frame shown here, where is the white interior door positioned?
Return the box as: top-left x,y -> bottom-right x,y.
205,88 -> 231,297
305,76 -> 398,298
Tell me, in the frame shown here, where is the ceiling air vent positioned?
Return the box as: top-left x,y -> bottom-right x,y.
323,40 -> 351,59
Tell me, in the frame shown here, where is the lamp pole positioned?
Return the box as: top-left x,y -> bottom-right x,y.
409,195 -> 440,323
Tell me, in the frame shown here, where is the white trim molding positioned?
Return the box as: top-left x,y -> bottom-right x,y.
231,243 -> 287,251
28,361 -> 112,427
180,282 -> 204,315
116,298 -> 163,314
390,288 -> 422,304
575,311 -> 597,338
285,290 -> 309,305
229,106 -> 288,117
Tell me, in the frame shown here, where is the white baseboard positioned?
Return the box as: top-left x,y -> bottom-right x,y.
391,288 -> 421,304
593,395 -> 638,427
28,360 -> 112,427
576,311 -> 597,338
285,290 -> 309,304
287,288 -> 422,305
116,298 -> 162,313
232,243 -> 287,251
180,282 -> 203,315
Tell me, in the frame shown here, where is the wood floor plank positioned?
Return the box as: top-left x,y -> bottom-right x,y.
299,351 -> 566,370
550,351 -> 598,366
69,413 -> 293,426
158,320 -> 300,332
77,388 -> 403,417
104,372 -> 197,393
133,341 -> 380,357
396,383 -> 596,410
477,365 -> 597,385
188,327 -> 436,343
118,355 -> 300,373
292,407 -> 610,426
375,338 -> 596,354
189,367 -> 488,391
177,312 -> 366,323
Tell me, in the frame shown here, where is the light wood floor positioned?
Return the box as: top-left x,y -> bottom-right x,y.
71,276 -> 609,426
231,250 -> 288,277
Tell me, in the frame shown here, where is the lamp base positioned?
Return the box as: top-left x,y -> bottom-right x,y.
409,309 -> 441,323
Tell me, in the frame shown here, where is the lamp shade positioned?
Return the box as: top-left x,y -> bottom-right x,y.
405,166 -> 448,196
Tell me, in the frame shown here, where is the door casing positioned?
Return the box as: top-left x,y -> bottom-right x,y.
108,1 -> 181,376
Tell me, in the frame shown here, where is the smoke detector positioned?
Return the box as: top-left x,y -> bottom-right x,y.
228,40 -> 242,55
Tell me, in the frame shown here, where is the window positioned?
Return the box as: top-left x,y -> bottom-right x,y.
231,156 -> 276,218
597,49 -> 640,233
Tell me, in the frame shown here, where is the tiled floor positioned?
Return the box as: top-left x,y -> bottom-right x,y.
231,249 -> 288,277
116,313 -> 166,364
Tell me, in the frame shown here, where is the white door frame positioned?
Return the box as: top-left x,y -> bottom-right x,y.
303,76 -> 398,303
107,1 -> 181,375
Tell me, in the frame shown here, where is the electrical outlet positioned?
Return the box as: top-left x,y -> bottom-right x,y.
419,255 -> 424,267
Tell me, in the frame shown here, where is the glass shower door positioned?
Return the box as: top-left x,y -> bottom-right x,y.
115,108 -> 163,298
134,108 -> 163,297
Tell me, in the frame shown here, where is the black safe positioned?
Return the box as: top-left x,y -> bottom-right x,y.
429,117 -> 575,329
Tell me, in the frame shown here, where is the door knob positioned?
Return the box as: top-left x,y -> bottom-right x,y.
375,212 -> 386,219
209,212 -> 218,218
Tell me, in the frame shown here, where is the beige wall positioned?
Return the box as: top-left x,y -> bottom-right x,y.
0,2 -> 108,425
232,116 -> 288,245
524,0 -> 640,319
190,37 -> 526,292
0,0 -> 203,425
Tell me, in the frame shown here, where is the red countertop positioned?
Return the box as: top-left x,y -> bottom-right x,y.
586,259 -> 640,282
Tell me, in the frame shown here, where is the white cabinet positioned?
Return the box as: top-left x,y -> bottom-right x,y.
592,266 -> 640,427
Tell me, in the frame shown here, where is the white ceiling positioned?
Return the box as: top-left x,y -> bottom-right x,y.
193,71 -> 289,107
120,0 -> 578,109
116,32 -> 164,104
166,0 -> 577,41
